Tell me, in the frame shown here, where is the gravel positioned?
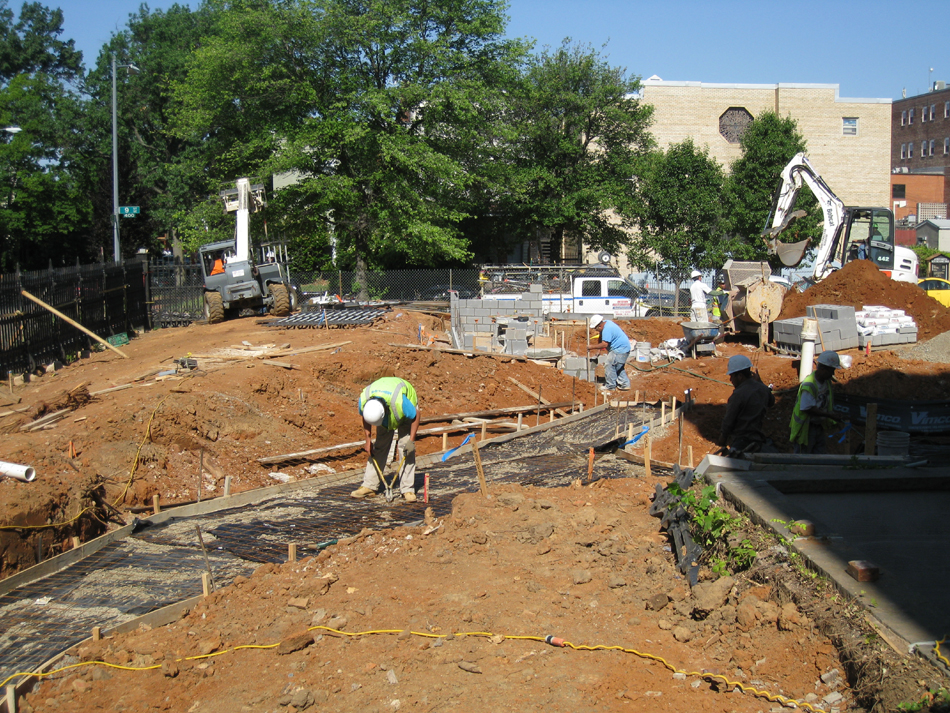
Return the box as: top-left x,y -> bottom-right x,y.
903,329 -> 950,364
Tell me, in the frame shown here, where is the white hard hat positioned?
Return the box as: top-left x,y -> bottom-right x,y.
363,399 -> 386,426
589,314 -> 604,330
727,354 -> 753,375
690,270 -> 702,279
816,351 -> 840,369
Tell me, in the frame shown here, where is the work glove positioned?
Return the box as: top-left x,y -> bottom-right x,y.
403,439 -> 416,457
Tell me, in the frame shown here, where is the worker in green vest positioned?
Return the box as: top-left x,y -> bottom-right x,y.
790,351 -> 846,454
351,377 -> 421,502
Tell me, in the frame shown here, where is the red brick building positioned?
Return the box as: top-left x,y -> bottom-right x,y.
891,83 -> 950,222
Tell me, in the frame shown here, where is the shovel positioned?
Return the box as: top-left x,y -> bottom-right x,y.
371,455 -> 402,503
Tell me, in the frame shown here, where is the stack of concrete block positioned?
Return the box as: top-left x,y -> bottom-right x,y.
560,355 -> 596,381
451,285 -> 544,351
856,305 -> 918,347
772,304 -> 859,353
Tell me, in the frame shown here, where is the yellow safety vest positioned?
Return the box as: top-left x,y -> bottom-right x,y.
789,373 -> 834,446
359,378 -> 417,430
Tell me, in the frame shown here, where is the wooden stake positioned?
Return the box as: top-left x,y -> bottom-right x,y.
865,403 -> 878,456
627,423 -> 634,441
7,371 -> 12,395
442,432 -> 448,451
688,445 -> 694,468
672,396 -> 677,412
587,447 -> 595,482
472,441 -> 489,497
661,401 -> 666,426
152,494 -> 161,514
92,626 -> 101,641
517,413 -> 523,431
644,434 -> 652,478
288,543 -> 297,563
197,448 -> 204,503
20,289 -> 129,359
549,409 -> 554,423
480,422 -> 487,441
677,411 -> 684,465
224,476 -> 232,497
71,536 -> 81,549
424,473 -> 429,503
201,572 -> 212,597
6,683 -> 16,713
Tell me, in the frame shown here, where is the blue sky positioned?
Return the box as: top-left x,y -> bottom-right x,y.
57,0 -> 948,101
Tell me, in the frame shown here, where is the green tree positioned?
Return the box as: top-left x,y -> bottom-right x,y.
489,40 -> 653,263
634,139 -> 727,310
723,111 -> 817,259
173,0 -> 525,294
0,0 -> 88,270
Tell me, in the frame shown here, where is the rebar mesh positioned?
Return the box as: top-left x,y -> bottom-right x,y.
0,404 -> 660,684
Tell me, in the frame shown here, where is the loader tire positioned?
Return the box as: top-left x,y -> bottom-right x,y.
270,283 -> 291,316
204,291 -> 225,324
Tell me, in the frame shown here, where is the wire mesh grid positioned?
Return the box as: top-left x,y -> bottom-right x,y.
0,404 -> 660,684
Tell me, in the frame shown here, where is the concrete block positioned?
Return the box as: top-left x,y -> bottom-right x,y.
463,334 -> 474,348
563,356 -> 589,370
506,339 -> 528,355
529,283 -> 542,293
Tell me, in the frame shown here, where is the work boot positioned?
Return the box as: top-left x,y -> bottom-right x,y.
403,491 -> 417,503
616,386 -> 631,392
350,486 -> 376,499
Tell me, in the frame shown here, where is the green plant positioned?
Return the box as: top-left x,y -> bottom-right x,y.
668,482 -> 756,575
898,687 -> 950,712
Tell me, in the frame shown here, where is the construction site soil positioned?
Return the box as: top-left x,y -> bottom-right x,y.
2,259 -> 950,712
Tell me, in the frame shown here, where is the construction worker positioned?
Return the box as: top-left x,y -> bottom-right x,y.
708,276 -> 728,324
790,351 -> 845,454
210,257 -> 225,275
587,314 -> 631,392
351,377 -> 421,502
718,355 -> 775,454
689,270 -> 711,323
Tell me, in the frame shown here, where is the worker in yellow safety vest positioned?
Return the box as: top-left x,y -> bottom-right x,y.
790,351 -> 846,454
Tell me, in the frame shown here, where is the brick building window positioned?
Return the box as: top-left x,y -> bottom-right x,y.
910,108 -> 915,124
902,110 -> 907,126
930,139 -> 936,156
944,137 -> 949,155
842,117 -> 858,135
931,105 -> 936,121
946,101 -> 949,119
893,184 -> 906,199
922,140 -> 928,157
901,143 -> 907,159
909,142 -> 914,158
922,107 -> 927,123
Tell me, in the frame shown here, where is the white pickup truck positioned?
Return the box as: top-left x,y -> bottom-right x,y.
479,265 -> 648,318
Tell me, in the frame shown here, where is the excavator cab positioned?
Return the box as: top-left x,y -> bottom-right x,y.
840,208 -> 894,271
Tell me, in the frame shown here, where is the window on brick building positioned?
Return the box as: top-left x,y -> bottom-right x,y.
901,110 -> 907,126
931,105 -> 936,121
946,101 -> 949,119
901,143 -> 907,159
930,139 -> 936,156
893,184 -> 906,199
922,140 -> 929,157
944,137 -> 949,155
910,108 -> 915,124
842,117 -> 858,135
922,107 -> 927,123
909,142 -> 914,158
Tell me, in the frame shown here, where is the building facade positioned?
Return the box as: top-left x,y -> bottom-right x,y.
891,83 -> 950,223
640,80 -> 892,208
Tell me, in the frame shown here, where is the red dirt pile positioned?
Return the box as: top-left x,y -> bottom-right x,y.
777,260 -> 950,340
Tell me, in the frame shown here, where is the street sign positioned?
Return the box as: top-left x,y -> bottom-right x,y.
119,206 -> 140,216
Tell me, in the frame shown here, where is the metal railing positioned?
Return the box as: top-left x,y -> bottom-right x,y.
0,261 -> 148,375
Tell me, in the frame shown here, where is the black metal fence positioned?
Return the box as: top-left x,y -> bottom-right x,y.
0,261 -> 149,375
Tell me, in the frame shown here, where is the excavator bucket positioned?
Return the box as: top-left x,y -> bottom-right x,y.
766,237 -> 811,267
762,209 -> 809,266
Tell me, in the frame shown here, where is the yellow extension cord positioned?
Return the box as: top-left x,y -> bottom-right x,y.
0,625 -> 835,713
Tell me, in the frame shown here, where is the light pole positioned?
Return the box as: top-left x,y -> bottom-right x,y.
111,53 -> 139,263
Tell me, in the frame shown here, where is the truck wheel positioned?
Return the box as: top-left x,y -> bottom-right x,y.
270,283 -> 291,316
204,291 -> 225,324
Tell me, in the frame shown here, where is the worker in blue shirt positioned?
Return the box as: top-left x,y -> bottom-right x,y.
587,314 -> 631,392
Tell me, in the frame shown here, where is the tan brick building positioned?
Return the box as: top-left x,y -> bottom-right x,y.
640,80 -> 892,208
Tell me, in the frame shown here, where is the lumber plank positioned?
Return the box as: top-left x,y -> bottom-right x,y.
262,360 -> 298,370
389,342 -> 527,361
419,402 -> 574,424
507,377 -> 570,418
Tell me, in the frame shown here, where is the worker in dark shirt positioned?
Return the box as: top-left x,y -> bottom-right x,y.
718,355 -> 775,454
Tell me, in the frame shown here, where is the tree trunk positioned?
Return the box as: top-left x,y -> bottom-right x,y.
354,243 -> 369,301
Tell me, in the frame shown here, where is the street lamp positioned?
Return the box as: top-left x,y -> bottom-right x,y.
111,53 -> 140,263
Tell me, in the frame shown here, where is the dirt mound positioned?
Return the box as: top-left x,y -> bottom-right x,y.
777,260 -> 950,340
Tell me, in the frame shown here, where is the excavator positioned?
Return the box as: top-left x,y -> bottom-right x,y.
720,154 -> 918,344
762,152 -> 918,283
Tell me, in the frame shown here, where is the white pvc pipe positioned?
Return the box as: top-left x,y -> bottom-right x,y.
0,461 -> 36,482
799,318 -> 818,383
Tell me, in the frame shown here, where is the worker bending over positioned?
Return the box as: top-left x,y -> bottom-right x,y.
718,355 -> 774,455
790,351 -> 845,454
587,314 -> 631,393
351,377 -> 421,502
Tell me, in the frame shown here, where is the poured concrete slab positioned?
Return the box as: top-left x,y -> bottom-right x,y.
708,466 -> 950,652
